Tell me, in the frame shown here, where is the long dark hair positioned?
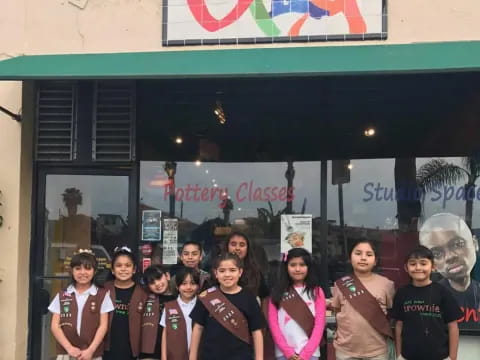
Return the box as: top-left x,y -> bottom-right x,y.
225,232 -> 261,296
271,248 -> 318,307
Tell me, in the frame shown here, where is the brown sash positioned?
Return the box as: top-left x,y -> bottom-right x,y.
198,287 -> 251,344
335,275 -> 393,338
104,282 -> 147,356
279,288 -> 314,337
165,300 -> 189,360
141,293 -> 162,354
57,287 -> 108,357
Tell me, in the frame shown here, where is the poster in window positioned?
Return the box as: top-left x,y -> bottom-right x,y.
419,212 -> 480,332
281,214 -> 312,253
162,218 -> 179,265
142,210 -> 162,241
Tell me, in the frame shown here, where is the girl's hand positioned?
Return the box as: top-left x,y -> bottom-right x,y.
66,345 -> 81,358
78,348 -> 94,360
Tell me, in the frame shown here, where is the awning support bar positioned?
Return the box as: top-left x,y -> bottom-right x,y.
0,105 -> 21,122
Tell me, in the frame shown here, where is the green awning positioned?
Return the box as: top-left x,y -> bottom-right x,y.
0,41 -> 479,80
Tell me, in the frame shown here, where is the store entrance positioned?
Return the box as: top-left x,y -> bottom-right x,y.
30,168 -> 137,360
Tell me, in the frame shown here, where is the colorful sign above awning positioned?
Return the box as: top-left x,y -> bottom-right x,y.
163,0 -> 386,46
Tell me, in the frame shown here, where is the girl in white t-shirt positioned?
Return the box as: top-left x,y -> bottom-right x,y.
160,267 -> 199,360
48,249 -> 114,360
268,248 -> 326,360
331,239 -> 395,360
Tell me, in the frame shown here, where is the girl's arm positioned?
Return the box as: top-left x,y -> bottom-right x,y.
394,320 -> 403,357
161,327 -> 167,360
252,329 -> 264,360
298,287 -> 326,360
267,299 -> 296,358
160,307 -> 167,360
189,323 -> 204,360
79,312 -> 109,360
447,320 -> 459,360
50,313 -> 82,358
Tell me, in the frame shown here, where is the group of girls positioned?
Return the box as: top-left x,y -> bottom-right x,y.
49,233 -> 394,360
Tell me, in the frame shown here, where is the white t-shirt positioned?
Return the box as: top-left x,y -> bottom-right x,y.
48,284 -> 114,334
275,286 -> 320,358
160,296 -> 197,349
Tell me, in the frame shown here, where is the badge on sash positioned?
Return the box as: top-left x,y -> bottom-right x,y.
90,301 -> 96,312
230,318 -> 239,328
146,303 -> 152,313
137,301 -> 144,312
63,305 -> 70,313
172,323 -> 178,330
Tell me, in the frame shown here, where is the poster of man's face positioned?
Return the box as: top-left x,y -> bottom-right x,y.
419,213 -> 480,331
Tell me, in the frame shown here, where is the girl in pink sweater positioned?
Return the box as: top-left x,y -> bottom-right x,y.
268,248 -> 326,360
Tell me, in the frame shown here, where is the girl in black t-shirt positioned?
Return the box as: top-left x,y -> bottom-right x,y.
189,252 -> 265,360
104,247 -> 146,360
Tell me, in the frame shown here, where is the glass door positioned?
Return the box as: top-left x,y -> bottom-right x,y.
30,169 -> 136,360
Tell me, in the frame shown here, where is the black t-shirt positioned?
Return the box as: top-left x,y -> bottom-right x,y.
390,282 -> 462,360
104,285 -> 136,360
439,278 -> 480,330
138,293 -> 176,359
190,288 -> 265,360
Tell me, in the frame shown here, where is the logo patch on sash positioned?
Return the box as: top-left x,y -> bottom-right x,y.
348,285 -> 356,292
63,305 -> 70,313
210,298 -> 221,306
172,323 -> 178,330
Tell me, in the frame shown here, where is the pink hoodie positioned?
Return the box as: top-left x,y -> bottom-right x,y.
268,287 -> 326,359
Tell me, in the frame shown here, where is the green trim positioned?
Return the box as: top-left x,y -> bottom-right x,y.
0,41 -> 479,80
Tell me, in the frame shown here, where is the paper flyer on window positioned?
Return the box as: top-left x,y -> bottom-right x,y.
141,210 -> 162,241
162,218 -> 178,265
281,214 -> 312,253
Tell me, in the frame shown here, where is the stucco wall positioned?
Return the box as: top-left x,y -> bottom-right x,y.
17,0 -> 480,55
0,80 -> 31,360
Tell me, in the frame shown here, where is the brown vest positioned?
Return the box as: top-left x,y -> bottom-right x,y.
198,287 -> 251,344
140,293 -> 163,354
56,287 -> 108,358
165,300 -> 189,360
335,275 -> 393,338
104,282 -> 147,357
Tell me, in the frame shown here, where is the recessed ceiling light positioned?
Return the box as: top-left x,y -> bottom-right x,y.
364,127 -> 376,137
175,136 -> 183,144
